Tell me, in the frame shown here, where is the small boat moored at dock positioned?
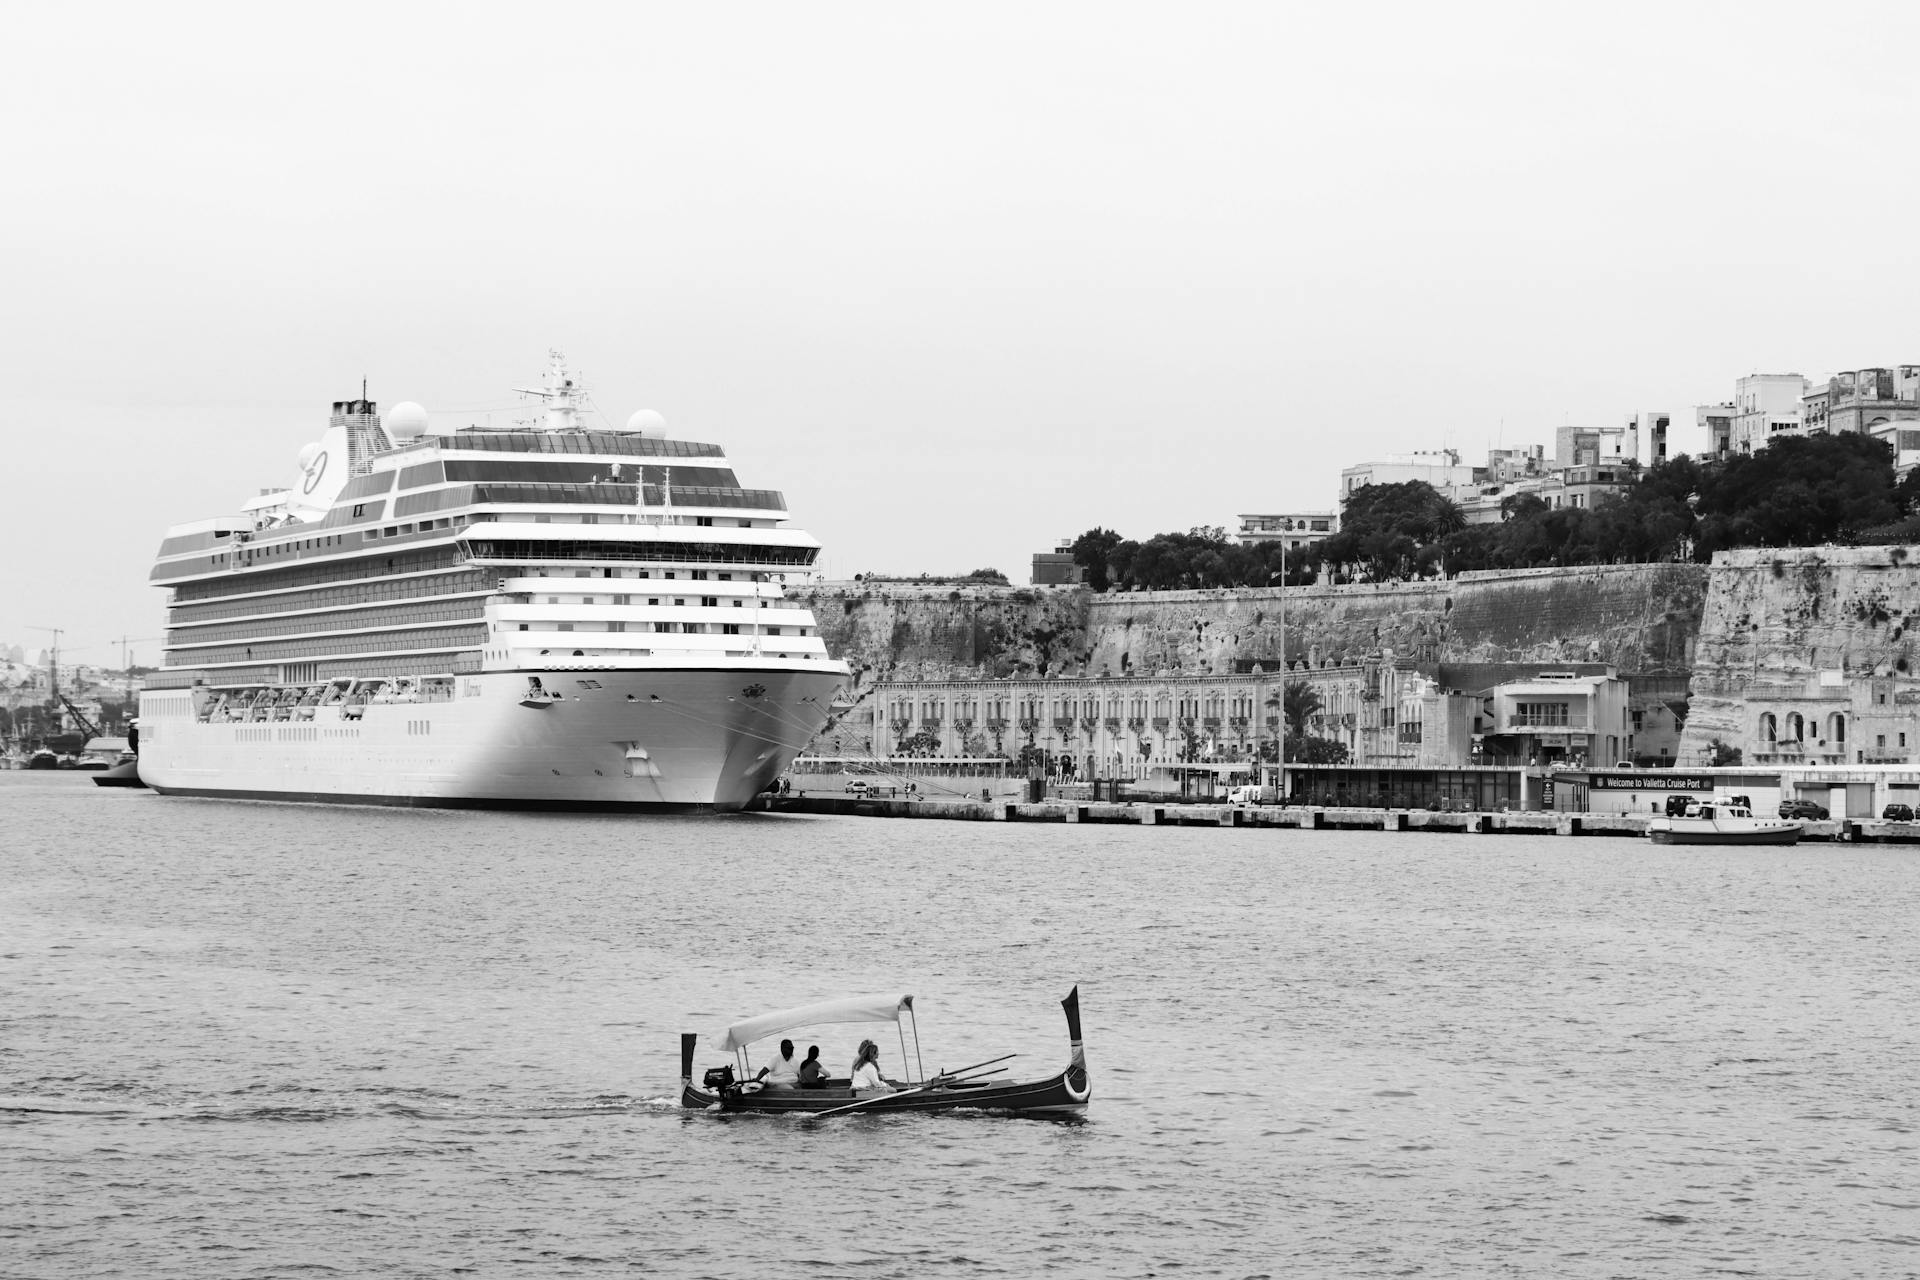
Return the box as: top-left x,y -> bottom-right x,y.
1648,797 -> 1802,846
680,987 -> 1088,1118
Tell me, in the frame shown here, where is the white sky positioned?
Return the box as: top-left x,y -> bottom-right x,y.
3,0 -> 1918,669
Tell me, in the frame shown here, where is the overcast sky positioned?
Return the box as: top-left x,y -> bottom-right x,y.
4,0 -> 1917,669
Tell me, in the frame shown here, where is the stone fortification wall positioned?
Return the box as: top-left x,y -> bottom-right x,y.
1442,564 -> 1705,674
801,562 -> 1707,689
799,583 -> 1092,689
1679,547 -> 1920,761
1081,582 -> 1448,675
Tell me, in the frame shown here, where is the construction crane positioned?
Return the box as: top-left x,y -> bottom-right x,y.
57,694 -> 103,742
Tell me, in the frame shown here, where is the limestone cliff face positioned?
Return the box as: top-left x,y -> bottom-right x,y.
799,562 -> 1707,686
1442,565 -> 1705,673
1679,547 -> 1920,760
801,583 -> 1092,690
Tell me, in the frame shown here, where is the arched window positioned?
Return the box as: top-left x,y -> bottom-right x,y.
1787,712 -> 1805,741
1760,712 -> 1777,742
1830,714 -> 1846,744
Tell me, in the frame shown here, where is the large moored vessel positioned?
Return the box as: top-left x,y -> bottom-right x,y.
138,353 -> 849,811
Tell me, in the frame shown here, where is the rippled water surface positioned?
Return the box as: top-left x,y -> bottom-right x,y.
5,772 -> 1920,1277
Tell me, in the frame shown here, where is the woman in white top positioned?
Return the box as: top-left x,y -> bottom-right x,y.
848,1039 -> 895,1094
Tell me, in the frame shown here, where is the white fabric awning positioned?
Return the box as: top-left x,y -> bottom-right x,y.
718,994 -> 914,1052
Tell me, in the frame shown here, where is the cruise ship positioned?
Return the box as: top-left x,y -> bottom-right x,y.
137,353 -> 849,811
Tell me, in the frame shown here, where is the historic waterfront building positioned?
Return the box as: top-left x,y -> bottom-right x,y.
845,655 -> 1476,778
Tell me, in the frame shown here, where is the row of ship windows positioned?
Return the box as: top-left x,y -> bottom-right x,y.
368,508 -> 767,533
512,566 -> 757,581
529,594 -> 796,610
169,571 -> 492,625
171,599 -> 487,646
231,726 -> 360,742
512,622 -> 805,635
360,518 -> 460,540
173,539 -> 812,607
386,431 -> 725,459
481,512 -> 762,527
183,624 -> 487,667
493,648 -> 812,662
165,591 -> 794,640
174,547 -> 464,602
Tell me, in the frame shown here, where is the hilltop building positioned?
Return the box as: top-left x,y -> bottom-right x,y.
1694,404 -> 1736,459
1730,373 -> 1809,454
1234,511 -> 1339,554
1030,538 -> 1085,587
1802,366 -> 1920,437
1339,451 -> 1476,499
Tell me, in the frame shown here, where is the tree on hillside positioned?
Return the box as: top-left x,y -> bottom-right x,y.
1323,480 -> 1460,580
1693,433 -> 1898,555
1068,528 -> 1123,591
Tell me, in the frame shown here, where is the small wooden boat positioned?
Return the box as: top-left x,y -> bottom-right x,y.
1648,797 -> 1802,846
680,987 -> 1088,1117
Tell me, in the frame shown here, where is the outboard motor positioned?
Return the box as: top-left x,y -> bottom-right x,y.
703,1065 -> 736,1092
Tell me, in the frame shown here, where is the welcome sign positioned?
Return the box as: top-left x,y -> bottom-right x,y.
1589,773 -> 1715,791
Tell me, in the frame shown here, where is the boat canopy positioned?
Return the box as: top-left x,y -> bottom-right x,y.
718,993 -> 914,1052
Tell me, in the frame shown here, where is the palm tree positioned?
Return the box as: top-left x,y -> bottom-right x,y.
1424,493 -> 1467,540
1266,680 -> 1323,738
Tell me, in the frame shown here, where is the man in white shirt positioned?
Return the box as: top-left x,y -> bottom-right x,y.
759,1039 -> 801,1088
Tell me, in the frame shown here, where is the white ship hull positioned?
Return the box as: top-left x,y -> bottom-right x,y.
137,665 -> 843,812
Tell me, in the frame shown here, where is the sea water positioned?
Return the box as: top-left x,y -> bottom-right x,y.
4,772 -> 1917,1278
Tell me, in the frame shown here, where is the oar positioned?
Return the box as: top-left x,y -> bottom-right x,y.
933,1059 -> 1013,1090
809,1054 -> 1021,1120
810,1083 -> 937,1120
937,1066 -> 1009,1088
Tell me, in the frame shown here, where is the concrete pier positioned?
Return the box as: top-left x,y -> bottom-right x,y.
759,796 -> 1875,841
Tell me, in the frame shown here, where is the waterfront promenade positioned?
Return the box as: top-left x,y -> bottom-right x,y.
765,795 -> 1920,843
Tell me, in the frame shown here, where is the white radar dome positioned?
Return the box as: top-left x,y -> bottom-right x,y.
296,442 -> 322,470
385,401 -> 430,439
626,409 -> 667,437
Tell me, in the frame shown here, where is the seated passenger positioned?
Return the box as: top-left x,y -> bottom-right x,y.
797,1045 -> 828,1088
849,1039 -> 895,1094
758,1039 -> 800,1088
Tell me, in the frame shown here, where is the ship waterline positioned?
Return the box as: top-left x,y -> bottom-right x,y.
138,352 -> 850,810
139,666 -> 843,811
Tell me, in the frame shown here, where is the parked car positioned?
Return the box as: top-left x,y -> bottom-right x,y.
845,779 -> 871,795
1664,794 -> 1695,817
1778,798 -> 1828,820
1883,803 -> 1915,822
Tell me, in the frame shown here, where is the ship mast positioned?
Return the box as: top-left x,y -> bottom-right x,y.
513,350 -> 583,432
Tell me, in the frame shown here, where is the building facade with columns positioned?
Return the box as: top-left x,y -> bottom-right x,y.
856,654 -> 1476,777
